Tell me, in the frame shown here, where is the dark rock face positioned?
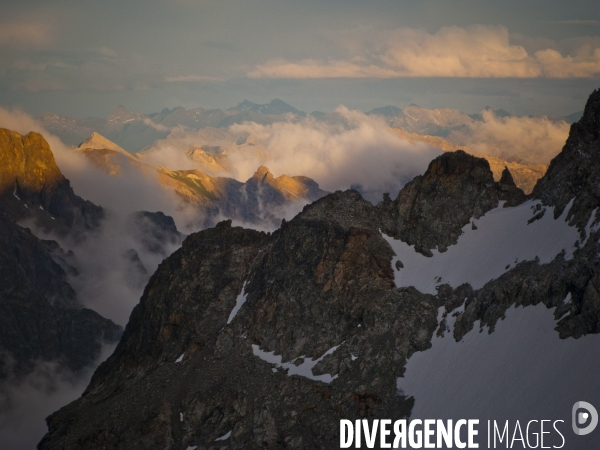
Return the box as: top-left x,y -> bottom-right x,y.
40,215 -> 442,449
129,211 -> 185,256
450,231 -> 600,341
0,129 -> 121,382
0,212 -> 121,380
497,166 -> 528,207
532,89 -> 600,231
377,150 -> 524,256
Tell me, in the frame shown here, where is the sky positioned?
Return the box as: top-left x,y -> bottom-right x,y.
0,0 -> 598,118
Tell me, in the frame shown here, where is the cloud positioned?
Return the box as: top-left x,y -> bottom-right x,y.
548,20 -> 600,25
98,46 -> 118,58
142,117 -> 171,132
0,344 -> 115,449
448,110 -> 570,165
2,47 -> 157,93
248,25 -> 600,79
0,21 -> 55,49
11,60 -> 47,71
142,108 -> 440,203
164,75 -> 221,82
226,109 -> 440,202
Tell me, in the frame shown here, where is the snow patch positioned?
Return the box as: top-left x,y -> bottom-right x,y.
397,304 -> 600,448
215,430 -> 232,441
382,200 -> 581,294
179,412 -> 183,422
252,344 -> 342,383
227,282 -> 247,324
175,353 -> 184,363
12,187 -> 20,201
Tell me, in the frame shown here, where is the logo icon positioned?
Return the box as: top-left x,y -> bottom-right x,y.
572,401 -> 598,436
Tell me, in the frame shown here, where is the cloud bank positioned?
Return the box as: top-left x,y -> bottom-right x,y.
226,109 -> 440,202
249,25 -> 600,79
448,110 -> 570,165
0,20 -> 55,49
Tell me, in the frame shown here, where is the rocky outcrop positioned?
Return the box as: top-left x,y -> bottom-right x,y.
497,166 -> 528,206
0,128 -> 104,234
532,89 -> 600,231
77,132 -> 143,176
391,128 -> 547,194
447,227 -> 600,341
39,177 -> 600,448
377,150 -> 525,256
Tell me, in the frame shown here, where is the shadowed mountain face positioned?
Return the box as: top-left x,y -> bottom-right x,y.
0,211 -> 122,379
38,92 -> 600,449
0,130 -> 121,382
533,88 -> 600,231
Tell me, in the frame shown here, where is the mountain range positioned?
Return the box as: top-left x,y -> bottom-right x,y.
36,99 -> 305,152
37,99 -> 578,151
35,99 -> 569,199
77,132 -> 327,226
36,90 -> 600,449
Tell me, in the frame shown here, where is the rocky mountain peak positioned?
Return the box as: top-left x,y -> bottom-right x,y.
572,88 -> 600,144
107,105 -> 146,124
532,89 -> 600,230
232,99 -> 301,116
0,128 -> 63,198
497,166 -> 527,206
0,128 -> 121,391
251,165 -> 273,182
377,150 -> 500,255
0,128 -> 103,232
78,132 -> 127,154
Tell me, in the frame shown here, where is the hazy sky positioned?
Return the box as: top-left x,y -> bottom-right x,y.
0,0 -> 598,117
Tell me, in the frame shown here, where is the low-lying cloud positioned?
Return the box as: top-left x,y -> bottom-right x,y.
448,110 -> 570,164
249,25 -> 600,79
0,344 -> 115,449
227,108 -> 441,201
143,108 -> 441,203
0,107 -> 194,326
